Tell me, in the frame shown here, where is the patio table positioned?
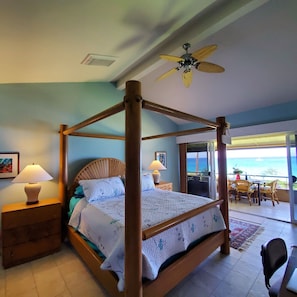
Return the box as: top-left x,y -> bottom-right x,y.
251,180 -> 261,206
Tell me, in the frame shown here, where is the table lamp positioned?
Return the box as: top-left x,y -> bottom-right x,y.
148,160 -> 166,184
12,164 -> 53,205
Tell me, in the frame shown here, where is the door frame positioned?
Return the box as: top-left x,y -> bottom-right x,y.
286,133 -> 297,224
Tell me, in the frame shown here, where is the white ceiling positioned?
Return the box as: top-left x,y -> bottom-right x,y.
1,0 -> 297,124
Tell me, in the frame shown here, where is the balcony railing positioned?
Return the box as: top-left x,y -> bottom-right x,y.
187,171 -> 294,190
227,174 -> 291,189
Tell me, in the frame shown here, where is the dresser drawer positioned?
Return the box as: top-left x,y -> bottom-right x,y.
2,218 -> 61,247
2,198 -> 62,268
2,203 -> 61,230
2,234 -> 61,268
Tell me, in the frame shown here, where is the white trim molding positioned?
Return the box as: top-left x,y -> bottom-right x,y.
176,119 -> 297,144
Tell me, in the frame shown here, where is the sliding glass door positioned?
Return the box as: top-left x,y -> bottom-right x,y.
286,134 -> 297,224
186,142 -> 216,199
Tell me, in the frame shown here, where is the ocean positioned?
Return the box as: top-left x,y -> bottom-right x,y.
187,156 -> 296,177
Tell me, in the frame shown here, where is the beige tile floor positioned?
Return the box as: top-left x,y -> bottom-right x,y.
0,203 -> 296,297
229,197 -> 291,222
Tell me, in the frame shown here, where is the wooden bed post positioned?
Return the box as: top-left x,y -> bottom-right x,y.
124,81 -> 143,297
59,124 -> 68,238
59,125 -> 68,206
179,143 -> 187,193
216,117 -> 230,255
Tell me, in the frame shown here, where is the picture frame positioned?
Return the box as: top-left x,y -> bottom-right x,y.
155,151 -> 167,168
0,152 -> 20,179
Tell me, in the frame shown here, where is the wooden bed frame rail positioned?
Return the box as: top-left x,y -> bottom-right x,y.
67,225 -> 225,297
142,230 -> 225,296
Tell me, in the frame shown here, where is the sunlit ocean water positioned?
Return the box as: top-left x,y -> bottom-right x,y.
187,157 -> 296,177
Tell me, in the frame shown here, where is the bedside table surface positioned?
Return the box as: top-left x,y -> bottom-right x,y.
155,181 -> 173,191
2,198 -> 60,212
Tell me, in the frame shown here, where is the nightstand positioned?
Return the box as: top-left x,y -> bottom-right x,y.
155,181 -> 173,191
1,198 -> 61,268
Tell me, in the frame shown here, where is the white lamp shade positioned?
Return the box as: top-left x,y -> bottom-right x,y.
12,164 -> 53,204
12,164 -> 53,183
148,160 -> 166,171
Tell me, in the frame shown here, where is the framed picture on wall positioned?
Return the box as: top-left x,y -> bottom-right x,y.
0,152 -> 20,179
155,151 -> 167,168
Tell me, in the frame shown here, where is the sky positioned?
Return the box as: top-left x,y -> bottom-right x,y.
226,147 -> 288,158
188,147 -> 289,159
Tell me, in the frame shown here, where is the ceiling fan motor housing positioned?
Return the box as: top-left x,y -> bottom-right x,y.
180,53 -> 197,72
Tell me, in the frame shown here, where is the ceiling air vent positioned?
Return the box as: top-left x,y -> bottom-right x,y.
81,54 -> 116,66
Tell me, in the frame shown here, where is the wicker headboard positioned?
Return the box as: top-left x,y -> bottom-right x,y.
69,157 -> 125,198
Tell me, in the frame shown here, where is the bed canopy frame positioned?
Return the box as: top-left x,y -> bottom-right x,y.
58,80 -> 229,297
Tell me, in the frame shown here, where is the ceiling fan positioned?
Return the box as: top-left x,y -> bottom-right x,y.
157,43 -> 225,87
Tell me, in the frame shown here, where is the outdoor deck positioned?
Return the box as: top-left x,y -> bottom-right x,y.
229,198 -> 290,222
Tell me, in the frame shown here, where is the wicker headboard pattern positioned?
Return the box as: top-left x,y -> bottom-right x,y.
69,157 -> 125,198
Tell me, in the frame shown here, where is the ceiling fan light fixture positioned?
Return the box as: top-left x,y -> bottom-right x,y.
157,43 -> 224,87
81,54 -> 117,67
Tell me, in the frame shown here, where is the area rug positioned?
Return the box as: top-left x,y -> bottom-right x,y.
229,217 -> 264,251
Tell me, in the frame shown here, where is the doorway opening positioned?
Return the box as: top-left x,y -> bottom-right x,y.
185,133 -> 293,223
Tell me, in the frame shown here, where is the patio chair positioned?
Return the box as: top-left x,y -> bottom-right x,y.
228,180 -> 237,202
234,179 -> 256,205
260,238 -> 288,297
260,180 -> 279,206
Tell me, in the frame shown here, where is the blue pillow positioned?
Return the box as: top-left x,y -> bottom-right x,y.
79,176 -> 125,202
141,174 -> 155,191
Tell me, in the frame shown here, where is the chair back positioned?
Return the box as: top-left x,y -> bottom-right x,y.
228,180 -> 235,189
264,180 -> 277,192
271,180 -> 278,192
235,179 -> 252,192
260,238 -> 287,289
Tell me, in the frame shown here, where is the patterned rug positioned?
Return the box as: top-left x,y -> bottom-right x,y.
229,217 -> 264,251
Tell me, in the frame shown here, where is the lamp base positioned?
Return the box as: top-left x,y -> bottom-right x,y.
152,171 -> 160,184
26,200 -> 39,205
24,183 -> 41,205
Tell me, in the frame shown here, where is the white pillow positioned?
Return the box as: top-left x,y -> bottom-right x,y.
141,174 -> 155,191
79,176 -> 125,202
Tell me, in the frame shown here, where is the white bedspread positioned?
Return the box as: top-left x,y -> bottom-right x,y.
69,189 -> 226,291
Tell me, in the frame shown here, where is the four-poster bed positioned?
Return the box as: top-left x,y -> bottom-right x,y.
58,80 -> 230,297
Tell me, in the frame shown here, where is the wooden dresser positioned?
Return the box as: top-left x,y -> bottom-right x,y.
1,198 -> 61,268
155,181 -> 173,191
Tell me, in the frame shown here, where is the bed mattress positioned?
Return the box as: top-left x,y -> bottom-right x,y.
69,189 -> 226,291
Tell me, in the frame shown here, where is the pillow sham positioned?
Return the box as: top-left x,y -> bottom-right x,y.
141,173 -> 155,191
74,185 -> 84,197
79,176 -> 125,202
68,196 -> 82,218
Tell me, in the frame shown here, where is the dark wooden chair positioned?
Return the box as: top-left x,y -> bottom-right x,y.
260,238 -> 288,297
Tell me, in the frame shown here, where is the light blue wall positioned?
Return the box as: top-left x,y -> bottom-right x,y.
0,82 -> 179,210
226,100 -> 297,128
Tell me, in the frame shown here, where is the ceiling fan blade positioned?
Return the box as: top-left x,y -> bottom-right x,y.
182,70 -> 192,88
192,44 -> 217,61
157,67 -> 178,81
160,54 -> 184,63
197,61 -> 225,73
